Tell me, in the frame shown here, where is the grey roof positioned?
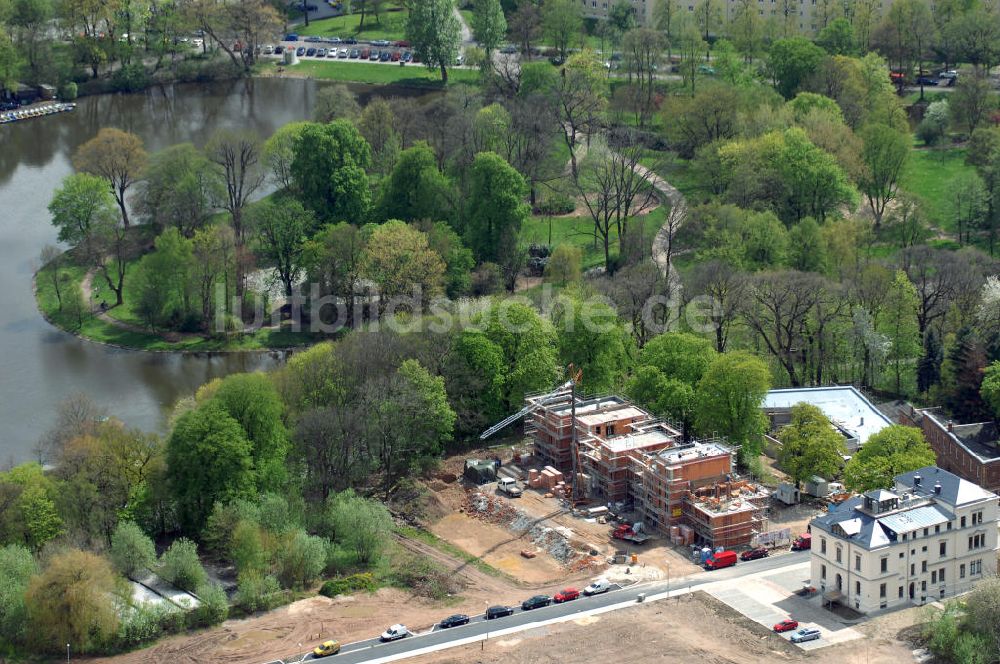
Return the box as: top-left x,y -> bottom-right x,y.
894,466 -> 997,507
763,386 -> 893,445
864,489 -> 899,503
878,505 -> 951,534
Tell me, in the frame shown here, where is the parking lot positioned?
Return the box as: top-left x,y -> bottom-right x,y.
703,561 -> 865,651
264,35 -> 433,66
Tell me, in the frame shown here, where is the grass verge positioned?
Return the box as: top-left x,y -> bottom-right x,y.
297,8 -> 409,42
899,146 -> 972,230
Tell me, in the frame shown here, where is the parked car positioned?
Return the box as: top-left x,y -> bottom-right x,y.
391,51 -> 401,61
394,40 -> 410,47
455,53 -> 463,65
740,548 -> 769,561
380,624 -> 409,641
401,51 -> 412,62
305,36 -> 321,43
312,640 -> 341,657
553,588 -> 580,603
350,48 -> 360,58
370,50 -> 380,60
274,45 -> 284,54
284,33 -> 298,41
698,64 -> 716,75
262,44 -> 274,54
916,76 -> 939,85
380,50 -> 391,61
500,44 -> 517,54
338,48 -> 348,58
371,39 -> 390,47
774,619 -> 799,633
344,37 -> 358,44
438,614 -> 470,629
584,579 -> 611,596
939,69 -> 958,79
521,595 -> 552,610
790,627 -> 821,643
306,47 -> 317,56
486,605 -> 514,619
316,48 -> 327,57
360,48 -> 370,59
328,36 -> 342,43
296,46 -> 306,56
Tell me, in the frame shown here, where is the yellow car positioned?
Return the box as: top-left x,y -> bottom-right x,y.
313,640 -> 341,657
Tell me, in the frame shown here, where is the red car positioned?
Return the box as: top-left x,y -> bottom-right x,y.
740,547 -> 769,561
394,40 -> 410,47
774,619 -> 799,633
391,51 -> 401,61
553,588 -> 580,603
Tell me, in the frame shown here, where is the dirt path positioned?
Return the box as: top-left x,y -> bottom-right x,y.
642,163 -> 687,278
80,268 -> 176,337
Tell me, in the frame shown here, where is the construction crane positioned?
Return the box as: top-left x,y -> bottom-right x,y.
479,366 -> 586,501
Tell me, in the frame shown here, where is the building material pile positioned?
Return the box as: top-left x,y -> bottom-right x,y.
464,490 -> 582,564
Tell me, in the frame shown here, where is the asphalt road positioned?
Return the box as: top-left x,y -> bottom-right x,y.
297,550 -> 811,663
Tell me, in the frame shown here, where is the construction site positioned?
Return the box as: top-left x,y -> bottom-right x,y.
520,386 -> 771,551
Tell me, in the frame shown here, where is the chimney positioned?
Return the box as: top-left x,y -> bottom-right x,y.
914,473 -> 922,487
934,482 -> 942,495
947,420 -> 954,433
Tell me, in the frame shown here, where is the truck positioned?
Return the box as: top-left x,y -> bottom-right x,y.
611,524 -> 650,545
791,533 -> 812,551
704,550 -> 738,570
497,477 -> 522,498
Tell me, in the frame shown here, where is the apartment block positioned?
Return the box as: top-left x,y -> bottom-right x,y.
810,466 -> 998,614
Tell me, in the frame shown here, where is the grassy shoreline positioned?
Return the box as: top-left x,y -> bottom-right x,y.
34,261 -> 318,353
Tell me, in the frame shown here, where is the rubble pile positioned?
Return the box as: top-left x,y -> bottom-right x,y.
465,489 -> 582,565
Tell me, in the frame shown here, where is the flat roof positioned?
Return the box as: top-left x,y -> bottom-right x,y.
763,386 -> 892,445
544,395 -> 629,417
599,428 -> 676,453
657,441 -> 732,464
577,406 -> 648,427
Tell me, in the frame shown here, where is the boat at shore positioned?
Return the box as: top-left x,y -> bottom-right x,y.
0,102 -> 76,125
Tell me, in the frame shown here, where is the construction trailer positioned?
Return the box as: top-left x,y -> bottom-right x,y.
775,482 -> 801,505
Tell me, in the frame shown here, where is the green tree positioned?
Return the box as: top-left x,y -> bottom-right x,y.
109,520 -> 155,579
378,142 -> 452,223
777,403 -> 847,486
768,37 -> 825,99
0,544 -> 36,645
167,401 -> 255,533
695,351 -> 771,463
542,0 -> 582,60
262,121 -> 309,191
859,123 -> 909,227
544,244 -> 583,285
980,361 -> 1000,421
357,98 -> 402,176
843,425 -> 935,491
952,71 -> 993,136
442,329 -> 506,437
291,120 -> 372,222
917,99 -> 950,146
327,490 -> 392,566
0,463 -> 63,551
48,172 -> 118,248
478,300 -> 561,411
639,332 -> 717,385
427,221 -> 474,297
158,537 -> 208,592
138,143 -> 219,237
553,297 -> 630,393
211,373 -> 290,494
406,0 -> 461,82
132,227 -> 194,331
465,151 -> 529,263
25,550 -> 118,654
471,0 -> 506,61
880,270 -> 920,395
817,17 -> 855,54
360,220 -> 446,312
788,216 -> 826,272
313,84 -> 360,123
249,197 -> 311,297
626,367 -> 698,437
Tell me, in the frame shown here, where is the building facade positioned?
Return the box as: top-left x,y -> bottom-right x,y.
809,466 -> 998,614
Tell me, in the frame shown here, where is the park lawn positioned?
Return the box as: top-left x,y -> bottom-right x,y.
297,9 -> 408,41
276,59 -> 479,86
898,146 -> 972,230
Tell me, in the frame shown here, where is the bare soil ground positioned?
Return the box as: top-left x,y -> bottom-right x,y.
407,591 -> 919,664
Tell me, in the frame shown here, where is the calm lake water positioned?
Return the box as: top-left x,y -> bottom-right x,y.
0,77 -> 414,463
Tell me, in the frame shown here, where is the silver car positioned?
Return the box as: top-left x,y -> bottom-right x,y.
790,627 -> 821,643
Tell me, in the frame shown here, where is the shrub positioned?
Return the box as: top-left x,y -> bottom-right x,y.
188,582 -> 229,628
158,539 -> 208,592
387,554 -> 459,600
277,530 -> 327,590
318,573 -> 378,598
109,521 -> 156,580
59,81 -> 78,101
0,544 -> 37,645
111,63 -> 150,93
326,491 -> 392,567
233,571 -> 281,613
917,100 -> 950,146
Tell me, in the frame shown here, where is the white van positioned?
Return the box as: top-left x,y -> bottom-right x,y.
584,578 -> 611,596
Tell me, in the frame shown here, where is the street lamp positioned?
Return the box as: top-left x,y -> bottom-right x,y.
66,643 -> 70,662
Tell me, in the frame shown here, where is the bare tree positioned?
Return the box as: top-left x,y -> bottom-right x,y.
555,53 -> 608,178
182,0 -> 281,72
622,28 -> 664,126
39,245 -> 63,310
600,260 -> 673,347
35,393 -> 107,465
686,260 -> 747,353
